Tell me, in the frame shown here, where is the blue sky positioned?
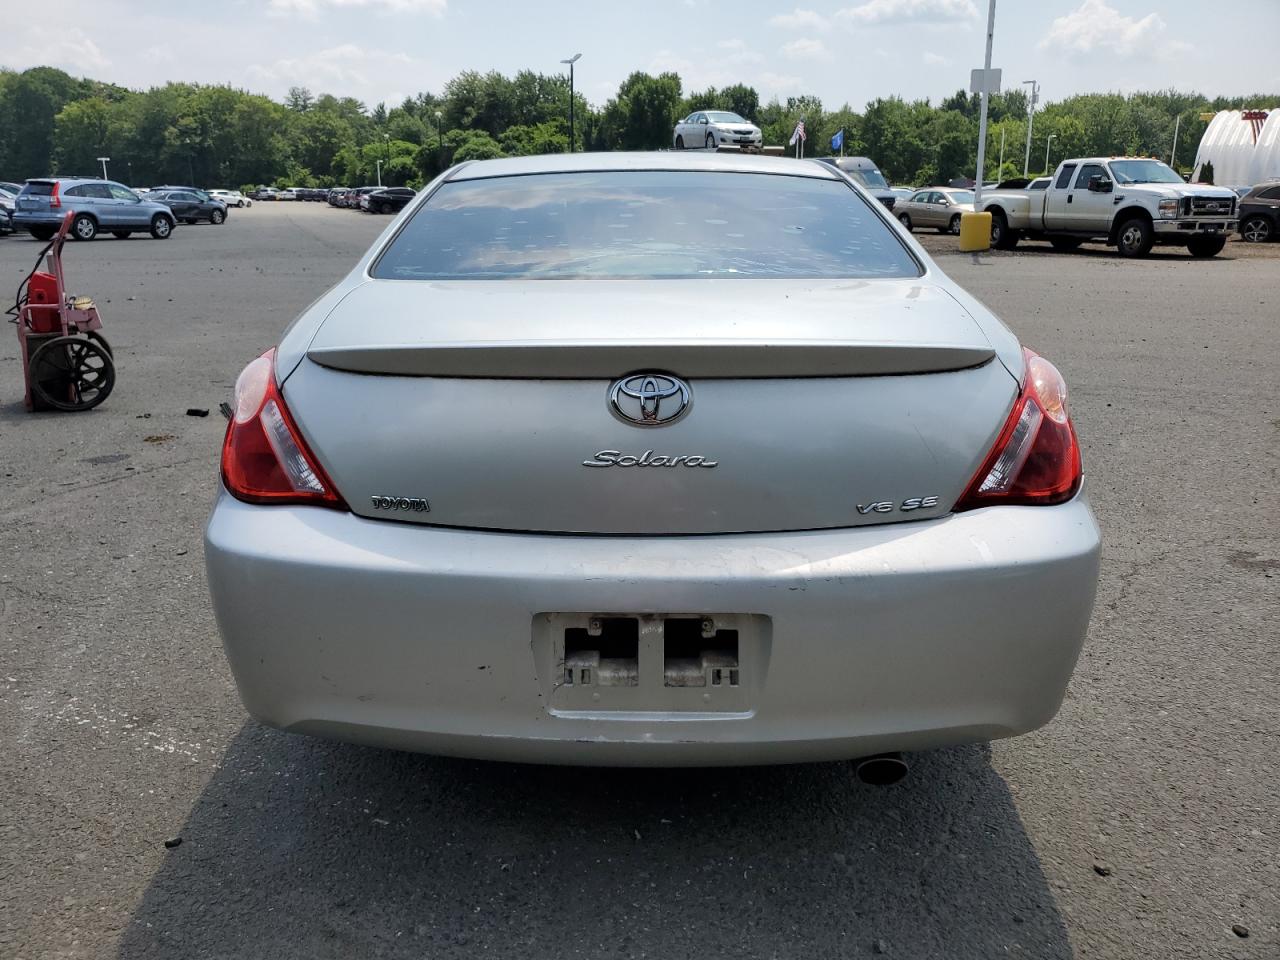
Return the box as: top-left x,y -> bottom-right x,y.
8,0 -> 1279,111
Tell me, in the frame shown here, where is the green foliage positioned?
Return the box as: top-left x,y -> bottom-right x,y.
1,64 -> 1275,194
450,130 -> 504,163
595,72 -> 684,150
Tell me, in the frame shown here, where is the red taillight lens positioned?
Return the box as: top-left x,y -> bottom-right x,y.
50,181 -> 61,209
955,348 -> 1082,510
220,350 -> 346,508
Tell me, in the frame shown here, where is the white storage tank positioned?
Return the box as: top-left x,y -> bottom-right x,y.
1192,109 -> 1280,187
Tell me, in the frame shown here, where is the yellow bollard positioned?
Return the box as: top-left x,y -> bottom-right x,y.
958,211 -> 992,252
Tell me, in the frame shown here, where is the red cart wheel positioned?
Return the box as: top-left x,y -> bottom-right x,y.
28,335 -> 115,411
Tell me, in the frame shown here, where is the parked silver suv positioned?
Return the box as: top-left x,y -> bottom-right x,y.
12,177 -> 177,241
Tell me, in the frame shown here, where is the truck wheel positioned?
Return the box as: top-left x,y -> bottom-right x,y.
897,212 -> 912,231
1115,216 -> 1153,258
1186,235 -> 1226,258
1240,215 -> 1271,243
990,211 -> 1018,249
1050,237 -> 1083,252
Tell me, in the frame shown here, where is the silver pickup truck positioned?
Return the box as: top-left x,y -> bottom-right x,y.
980,157 -> 1239,258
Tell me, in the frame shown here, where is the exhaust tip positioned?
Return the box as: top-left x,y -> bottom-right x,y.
853,752 -> 909,786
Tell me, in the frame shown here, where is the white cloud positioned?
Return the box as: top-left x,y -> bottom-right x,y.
835,0 -> 977,26
781,38 -> 831,61
269,0 -> 446,16
758,71 -> 805,98
10,27 -> 110,71
769,8 -> 830,30
1039,0 -> 1189,58
651,40 -> 765,93
715,38 -> 764,65
249,44 -> 415,90
922,51 -> 951,66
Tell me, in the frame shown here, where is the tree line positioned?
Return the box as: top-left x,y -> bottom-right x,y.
0,64 -> 1273,190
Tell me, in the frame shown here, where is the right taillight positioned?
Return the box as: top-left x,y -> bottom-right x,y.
954,348 -> 1082,510
49,181 -> 61,209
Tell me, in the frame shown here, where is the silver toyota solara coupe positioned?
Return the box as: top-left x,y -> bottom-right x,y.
205,152 -> 1100,771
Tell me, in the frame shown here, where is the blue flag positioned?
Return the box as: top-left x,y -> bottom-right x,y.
831,128 -> 844,151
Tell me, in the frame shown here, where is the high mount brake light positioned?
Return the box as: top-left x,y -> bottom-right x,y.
955,348 -> 1082,510
220,349 -> 346,508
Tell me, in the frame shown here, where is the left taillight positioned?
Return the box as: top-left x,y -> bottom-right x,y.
954,347 -> 1083,511
220,349 -> 346,508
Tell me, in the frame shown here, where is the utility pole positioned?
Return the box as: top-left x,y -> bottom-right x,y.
560,53 -> 581,152
972,0 -> 996,208
1022,79 -> 1039,177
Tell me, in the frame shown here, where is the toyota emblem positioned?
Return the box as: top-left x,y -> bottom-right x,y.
609,373 -> 691,426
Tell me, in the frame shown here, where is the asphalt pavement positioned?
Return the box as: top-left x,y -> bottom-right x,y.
1,202 -> 1276,959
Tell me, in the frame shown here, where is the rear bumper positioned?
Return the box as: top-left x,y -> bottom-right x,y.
205,489 -> 1101,766
12,212 -> 64,229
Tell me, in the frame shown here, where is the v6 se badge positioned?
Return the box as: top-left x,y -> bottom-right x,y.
856,496 -> 940,515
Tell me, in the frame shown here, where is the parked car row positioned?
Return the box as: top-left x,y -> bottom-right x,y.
250,186 -> 331,202
1,177 -> 239,241
328,185 -> 417,214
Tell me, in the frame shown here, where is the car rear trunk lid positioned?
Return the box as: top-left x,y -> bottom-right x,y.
284,278 -> 1017,534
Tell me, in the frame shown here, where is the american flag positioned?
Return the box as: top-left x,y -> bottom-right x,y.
789,120 -> 807,146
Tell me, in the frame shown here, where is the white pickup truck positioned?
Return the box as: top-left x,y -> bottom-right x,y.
980,157 -> 1239,258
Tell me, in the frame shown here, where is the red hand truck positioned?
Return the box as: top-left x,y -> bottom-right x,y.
8,210 -> 115,411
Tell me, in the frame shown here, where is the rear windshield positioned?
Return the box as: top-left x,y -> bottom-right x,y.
22,182 -> 55,196
842,166 -> 890,190
373,170 -> 920,280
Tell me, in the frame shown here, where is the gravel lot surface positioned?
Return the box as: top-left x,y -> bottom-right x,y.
1,203 -> 1276,959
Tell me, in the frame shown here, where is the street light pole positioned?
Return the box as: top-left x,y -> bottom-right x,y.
560,53 -> 582,152
1022,79 -> 1039,177
96,156 -> 110,179
1170,114 -> 1182,171
376,159 -> 383,187
998,128 -> 1005,178
1043,134 -> 1057,175
972,0 -> 996,209
434,110 -> 443,169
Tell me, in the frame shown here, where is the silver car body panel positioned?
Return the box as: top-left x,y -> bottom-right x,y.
285,355 -> 1013,534
206,488 -> 1100,766
212,152 -> 1096,764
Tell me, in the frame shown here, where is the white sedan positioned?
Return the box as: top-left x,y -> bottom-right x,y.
673,111 -> 763,151
210,189 -> 252,208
